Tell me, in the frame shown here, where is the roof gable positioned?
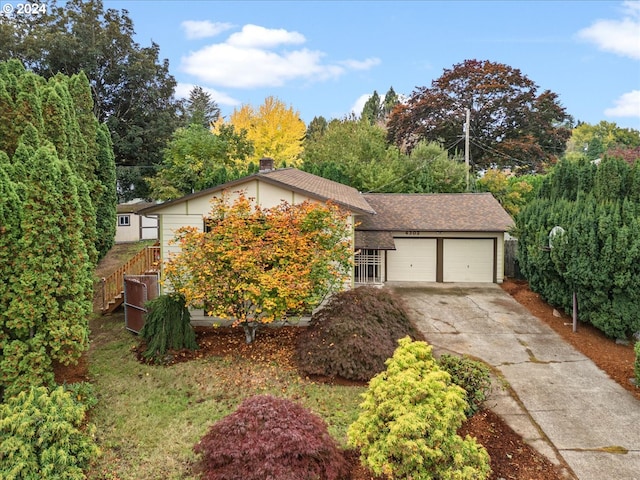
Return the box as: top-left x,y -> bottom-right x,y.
139,168 -> 375,215
358,193 -> 514,232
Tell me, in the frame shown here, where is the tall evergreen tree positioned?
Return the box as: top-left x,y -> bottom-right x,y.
382,86 -> 400,118
0,61 -> 111,398
361,91 -> 382,125
95,124 -> 117,259
184,86 -> 220,128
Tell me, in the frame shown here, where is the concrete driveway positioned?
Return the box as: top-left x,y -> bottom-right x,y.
388,282 -> 640,480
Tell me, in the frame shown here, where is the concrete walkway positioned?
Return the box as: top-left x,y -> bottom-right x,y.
389,282 -> 640,480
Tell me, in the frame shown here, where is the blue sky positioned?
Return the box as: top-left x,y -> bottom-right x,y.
100,0 -> 640,130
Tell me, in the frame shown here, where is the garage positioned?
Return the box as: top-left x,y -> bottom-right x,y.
386,238 -> 437,281
442,238 -> 495,282
357,193 -> 513,284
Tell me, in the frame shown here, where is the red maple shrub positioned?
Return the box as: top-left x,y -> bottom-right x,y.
193,395 -> 350,480
295,286 -> 423,381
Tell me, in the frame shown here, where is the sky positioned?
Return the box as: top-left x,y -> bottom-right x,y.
96,1 -> 639,130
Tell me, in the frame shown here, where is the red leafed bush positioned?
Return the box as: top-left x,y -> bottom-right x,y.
193,395 -> 350,480
295,286 -> 423,381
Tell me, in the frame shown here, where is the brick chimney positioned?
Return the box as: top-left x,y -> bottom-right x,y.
259,157 -> 275,172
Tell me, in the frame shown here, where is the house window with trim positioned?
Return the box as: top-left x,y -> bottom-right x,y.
354,249 -> 382,284
118,214 -> 131,227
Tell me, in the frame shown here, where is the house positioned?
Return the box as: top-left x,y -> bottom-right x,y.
139,159 -> 513,320
115,200 -> 159,243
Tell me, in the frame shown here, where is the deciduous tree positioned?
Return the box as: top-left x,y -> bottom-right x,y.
147,123 -> 254,200
476,169 -> 536,216
566,121 -> 640,162
387,59 -> 572,172
215,96 -> 306,168
302,117 -> 403,192
303,121 -> 466,194
164,193 -> 353,343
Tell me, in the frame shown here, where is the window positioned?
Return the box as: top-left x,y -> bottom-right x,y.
354,249 -> 382,284
118,214 -> 131,227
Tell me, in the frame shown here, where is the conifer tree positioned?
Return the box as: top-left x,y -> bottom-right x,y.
95,124 -> 117,258
0,61 -> 110,398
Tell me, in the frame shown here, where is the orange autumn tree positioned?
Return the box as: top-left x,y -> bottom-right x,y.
163,192 -> 353,343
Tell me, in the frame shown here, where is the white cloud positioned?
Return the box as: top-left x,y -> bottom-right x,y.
623,0 -> 640,17
605,90 -> 640,117
181,20 -> 233,40
180,24 -> 379,89
175,82 -> 240,108
227,24 -> 305,48
577,2 -> 640,59
339,58 -> 382,70
350,94 -> 372,118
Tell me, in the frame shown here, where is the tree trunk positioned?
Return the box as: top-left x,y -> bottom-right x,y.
243,323 -> 257,344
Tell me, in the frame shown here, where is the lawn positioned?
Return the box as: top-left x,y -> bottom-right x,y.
86,312 -> 365,480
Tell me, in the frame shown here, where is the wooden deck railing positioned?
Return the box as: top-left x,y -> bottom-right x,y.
101,245 -> 161,314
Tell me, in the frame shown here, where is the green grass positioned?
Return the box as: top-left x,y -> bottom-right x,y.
86,314 -> 365,480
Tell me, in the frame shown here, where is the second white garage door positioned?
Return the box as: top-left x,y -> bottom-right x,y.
387,238 -> 437,281
443,239 -> 494,282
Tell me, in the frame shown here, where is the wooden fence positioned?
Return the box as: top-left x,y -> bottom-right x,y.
101,245 -> 161,314
504,238 -> 522,279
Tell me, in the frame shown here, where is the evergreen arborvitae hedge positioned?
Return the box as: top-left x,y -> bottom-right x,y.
0,60 -> 115,399
194,395 -> 349,480
295,286 -> 422,381
140,294 -> 198,362
517,155 -> 640,339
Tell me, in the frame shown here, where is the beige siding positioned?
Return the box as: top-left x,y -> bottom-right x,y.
115,214 -> 140,243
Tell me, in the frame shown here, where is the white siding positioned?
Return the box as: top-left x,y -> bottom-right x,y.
386,238 -> 437,281
383,231 -> 506,284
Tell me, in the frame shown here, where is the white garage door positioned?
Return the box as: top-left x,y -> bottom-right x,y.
443,239 -> 494,282
387,238 -> 437,281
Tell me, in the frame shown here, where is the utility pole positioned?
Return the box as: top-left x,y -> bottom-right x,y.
464,108 -> 470,191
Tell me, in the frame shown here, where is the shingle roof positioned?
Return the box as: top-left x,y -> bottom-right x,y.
261,168 -> 375,214
358,193 -> 514,232
354,230 -> 396,250
139,168 -> 375,215
117,201 -> 158,214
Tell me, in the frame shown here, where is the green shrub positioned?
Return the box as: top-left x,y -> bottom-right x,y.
140,293 -> 198,362
438,354 -> 492,416
635,342 -> 640,387
194,394 -> 349,480
348,337 -> 491,480
63,381 -> 98,409
0,386 -> 100,479
295,286 -> 422,381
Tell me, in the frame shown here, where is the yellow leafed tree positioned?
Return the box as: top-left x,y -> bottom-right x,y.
213,96 -> 306,168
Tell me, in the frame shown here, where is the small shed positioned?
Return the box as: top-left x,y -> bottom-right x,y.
115,200 -> 159,243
